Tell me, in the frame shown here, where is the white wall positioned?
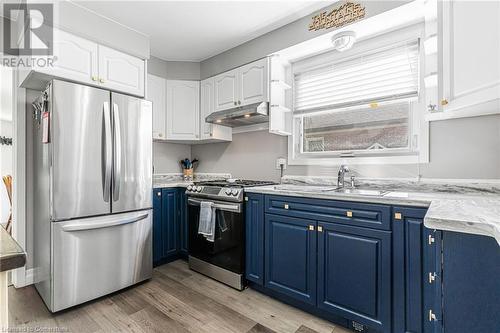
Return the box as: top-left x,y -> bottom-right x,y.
192,114 -> 500,182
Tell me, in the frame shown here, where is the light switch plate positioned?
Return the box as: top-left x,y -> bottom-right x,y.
276,158 -> 287,170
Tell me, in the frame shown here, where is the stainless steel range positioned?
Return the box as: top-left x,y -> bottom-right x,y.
186,179 -> 275,290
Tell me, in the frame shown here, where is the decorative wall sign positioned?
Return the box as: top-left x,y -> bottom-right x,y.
309,2 -> 366,31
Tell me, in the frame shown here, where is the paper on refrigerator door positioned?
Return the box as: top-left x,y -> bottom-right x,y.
42,111 -> 50,143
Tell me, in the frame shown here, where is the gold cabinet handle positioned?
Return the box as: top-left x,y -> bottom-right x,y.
317,226 -> 323,233
92,76 -> 98,81
244,197 -> 248,201
428,272 -> 436,284
99,78 -> 105,83
428,234 -> 435,245
234,101 -> 237,106
238,100 -> 241,105
284,204 -> 289,210
308,225 -> 315,231
394,212 -> 402,220
441,99 -> 449,106
346,211 -> 353,217
156,192 -> 161,196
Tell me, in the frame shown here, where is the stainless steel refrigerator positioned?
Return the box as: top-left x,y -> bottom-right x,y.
32,80 -> 153,312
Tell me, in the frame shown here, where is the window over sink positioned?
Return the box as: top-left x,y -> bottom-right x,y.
289,27 -> 428,165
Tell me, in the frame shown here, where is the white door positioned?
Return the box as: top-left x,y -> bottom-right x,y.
146,74 -> 167,140
238,58 -> 268,106
38,29 -> 98,85
200,78 -> 232,141
440,0 -> 500,112
166,80 -> 200,140
98,45 -> 145,97
213,69 -> 239,112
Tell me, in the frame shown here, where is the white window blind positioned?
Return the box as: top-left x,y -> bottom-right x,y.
294,40 -> 420,114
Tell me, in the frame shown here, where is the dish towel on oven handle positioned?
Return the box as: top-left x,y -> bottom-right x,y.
198,201 -> 216,242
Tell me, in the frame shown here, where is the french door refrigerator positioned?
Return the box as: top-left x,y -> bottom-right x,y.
33,80 -> 153,312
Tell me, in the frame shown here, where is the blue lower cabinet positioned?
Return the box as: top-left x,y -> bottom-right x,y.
162,188 -> 179,257
152,187 -> 186,267
152,189 -> 163,264
317,222 -> 392,332
245,193 -> 265,285
179,189 -> 188,256
441,231 -> 499,333
264,214 -> 317,306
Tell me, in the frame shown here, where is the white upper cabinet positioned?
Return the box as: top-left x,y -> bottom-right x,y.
19,29 -> 145,97
213,58 -> 269,112
98,45 -> 145,97
166,80 -> 200,140
146,74 -> 166,140
440,0 -> 500,114
200,78 -> 232,141
39,30 -> 98,85
214,69 -> 239,112
239,58 -> 268,106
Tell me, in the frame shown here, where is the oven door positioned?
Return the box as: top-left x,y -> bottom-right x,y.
187,197 -> 244,274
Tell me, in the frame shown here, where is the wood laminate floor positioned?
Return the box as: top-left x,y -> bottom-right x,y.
8,260 -> 352,333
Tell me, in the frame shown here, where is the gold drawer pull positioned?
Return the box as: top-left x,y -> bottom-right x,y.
308,225 -> 315,231
317,226 -> 323,232
284,204 -> 289,210
346,211 -> 353,217
394,212 -> 402,220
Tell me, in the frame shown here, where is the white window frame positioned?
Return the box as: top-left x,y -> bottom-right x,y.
288,24 -> 429,166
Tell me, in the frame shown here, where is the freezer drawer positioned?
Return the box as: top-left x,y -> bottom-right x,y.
51,210 -> 152,312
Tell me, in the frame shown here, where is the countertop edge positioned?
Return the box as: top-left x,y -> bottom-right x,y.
0,226 -> 27,272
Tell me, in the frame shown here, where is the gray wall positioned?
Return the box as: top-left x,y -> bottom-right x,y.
200,1 -> 411,78
148,56 -> 200,80
148,56 -> 196,174
192,115 -> 500,182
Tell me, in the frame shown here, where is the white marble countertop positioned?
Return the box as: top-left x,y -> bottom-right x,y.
245,176 -> 500,245
153,172 -> 231,189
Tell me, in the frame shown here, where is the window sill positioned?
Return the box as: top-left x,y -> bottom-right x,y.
288,154 -> 422,166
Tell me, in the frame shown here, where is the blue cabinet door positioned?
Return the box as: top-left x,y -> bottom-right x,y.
161,188 -> 179,258
179,189 -> 188,256
245,193 -> 265,285
393,207 -> 428,333
317,222 -> 391,332
265,214 -> 317,305
152,189 -> 163,264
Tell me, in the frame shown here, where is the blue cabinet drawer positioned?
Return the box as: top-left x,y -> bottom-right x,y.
265,195 -> 391,230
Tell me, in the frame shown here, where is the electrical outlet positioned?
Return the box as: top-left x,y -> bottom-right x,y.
276,158 -> 287,170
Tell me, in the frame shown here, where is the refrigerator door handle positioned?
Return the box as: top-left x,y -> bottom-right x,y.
102,102 -> 112,202
61,213 -> 149,232
112,103 -> 122,201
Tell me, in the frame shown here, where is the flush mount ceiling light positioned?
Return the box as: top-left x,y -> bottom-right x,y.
331,31 -> 356,52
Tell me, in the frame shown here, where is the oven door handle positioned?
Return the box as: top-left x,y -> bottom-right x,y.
188,198 -> 242,213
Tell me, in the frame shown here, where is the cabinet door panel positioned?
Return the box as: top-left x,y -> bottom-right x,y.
265,214 -> 316,305
214,70 -> 238,112
441,0 -> 500,111
318,223 -> 391,332
245,193 -> 264,285
41,30 -> 98,85
200,78 -> 232,141
152,189 -> 162,265
161,189 -> 178,257
179,189 -> 188,256
147,74 -> 166,139
98,45 -> 145,97
166,80 -> 200,140
239,58 -> 268,106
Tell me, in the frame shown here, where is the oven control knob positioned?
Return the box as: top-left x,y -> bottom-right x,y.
225,189 -> 232,195
196,186 -> 202,192
187,185 -> 192,191
231,189 -> 239,196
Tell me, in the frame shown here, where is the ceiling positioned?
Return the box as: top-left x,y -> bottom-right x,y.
74,1 -> 331,62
